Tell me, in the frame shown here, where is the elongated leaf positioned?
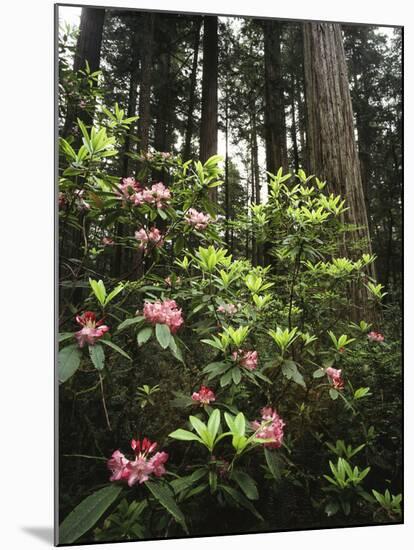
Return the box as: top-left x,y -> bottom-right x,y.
264,448 -> 282,481
168,429 -> 203,443
89,344 -> 105,370
117,316 -> 144,332
282,359 -> 306,388
137,326 -> 153,347
59,332 -> 74,343
170,469 -> 207,494
59,344 -> 82,383
169,336 -> 185,363
231,367 -> 242,385
156,323 -> 171,349
89,278 -> 106,305
59,485 -> 122,544
231,470 -> 259,500
207,409 -> 220,442
105,283 -> 124,305
145,481 -> 188,533
189,416 -> 208,441
220,485 -> 263,521
234,412 -> 246,437
100,339 -> 131,360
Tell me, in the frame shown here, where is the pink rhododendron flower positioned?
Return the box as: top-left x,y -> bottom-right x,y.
134,182 -> 171,208
135,227 -> 164,251
117,177 -> 141,201
107,437 -> 168,486
326,366 -> 345,390
143,299 -> 184,333
102,237 -> 114,246
148,451 -> 169,477
217,303 -> 238,316
367,331 -> 385,343
75,311 -> 109,348
251,407 -> 285,449
232,349 -> 258,371
125,456 -> 154,486
185,208 -> 211,230
107,450 -> 130,482
192,385 -> 216,405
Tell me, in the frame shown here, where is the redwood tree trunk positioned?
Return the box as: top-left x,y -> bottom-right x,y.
200,16 -> 218,200
138,13 -> 155,159
263,20 -> 288,175
303,22 -> 377,320
63,7 -> 105,137
183,17 -> 202,161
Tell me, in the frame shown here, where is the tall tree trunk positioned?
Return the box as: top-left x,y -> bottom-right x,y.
137,13 -> 155,162
290,76 -> 300,171
63,7 -> 105,137
200,16 -> 218,201
224,94 -> 230,247
303,22 -> 377,321
263,20 -> 288,175
183,17 -> 202,161
251,108 -> 262,266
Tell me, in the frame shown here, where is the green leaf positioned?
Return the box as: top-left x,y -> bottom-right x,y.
117,316 -> 144,332
231,367 -> 242,385
189,416 -> 208,441
231,470 -> 259,500
155,323 -> 171,349
58,344 -> 82,383
145,481 -> 188,533
264,448 -> 282,481
329,388 -> 339,400
168,429 -> 203,443
207,409 -> 220,441
59,332 -> 74,343
220,485 -> 263,521
104,283 -> 124,305
59,485 -> 122,544
313,368 -> 326,379
89,344 -> 105,370
170,469 -> 207,494
100,339 -> 131,360
282,359 -> 306,388
234,412 -> 246,437
137,326 -> 153,347
89,278 -> 106,305
169,336 -> 185,363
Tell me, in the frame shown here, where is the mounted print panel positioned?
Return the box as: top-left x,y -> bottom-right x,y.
56,3 -> 403,545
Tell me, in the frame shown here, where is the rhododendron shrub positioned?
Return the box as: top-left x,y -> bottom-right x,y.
58,108 -> 402,544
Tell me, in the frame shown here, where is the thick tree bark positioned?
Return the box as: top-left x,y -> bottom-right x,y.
303,22 -> 377,320
224,95 -> 230,247
263,20 -> 288,175
200,16 -> 218,200
183,17 -> 202,161
63,7 -> 105,137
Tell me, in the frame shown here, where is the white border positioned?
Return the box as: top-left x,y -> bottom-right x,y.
0,1 -> 410,549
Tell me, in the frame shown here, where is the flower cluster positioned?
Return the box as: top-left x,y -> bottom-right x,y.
75,311 -> 109,348
367,331 -> 385,343
117,176 -> 141,201
192,385 -> 216,405
74,189 -> 90,211
326,366 -> 345,390
135,227 -> 164,251
134,182 -> 171,209
251,407 -> 285,449
143,299 -> 184,333
185,208 -> 211,230
107,437 -> 168,486
232,349 -> 258,371
217,303 -> 238,316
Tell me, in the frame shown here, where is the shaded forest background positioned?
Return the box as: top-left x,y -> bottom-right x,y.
59,6 -> 402,307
